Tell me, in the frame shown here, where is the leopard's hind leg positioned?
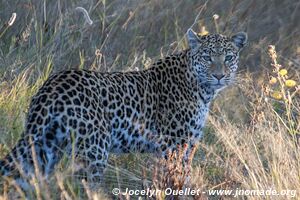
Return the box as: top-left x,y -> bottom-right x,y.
73,121 -> 112,191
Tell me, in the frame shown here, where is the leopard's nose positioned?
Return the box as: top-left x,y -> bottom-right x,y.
212,74 -> 225,80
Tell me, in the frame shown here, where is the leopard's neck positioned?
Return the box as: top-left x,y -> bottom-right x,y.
148,49 -> 219,105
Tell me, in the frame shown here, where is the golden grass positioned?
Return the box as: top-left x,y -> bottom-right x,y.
0,0 -> 299,199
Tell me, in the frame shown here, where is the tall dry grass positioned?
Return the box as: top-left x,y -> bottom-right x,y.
0,0 -> 299,199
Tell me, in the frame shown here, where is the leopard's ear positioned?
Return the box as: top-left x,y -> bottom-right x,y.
187,28 -> 200,51
231,32 -> 248,50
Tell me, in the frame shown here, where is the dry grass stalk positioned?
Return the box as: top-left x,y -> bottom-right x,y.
55,173 -> 73,200
140,143 -> 199,199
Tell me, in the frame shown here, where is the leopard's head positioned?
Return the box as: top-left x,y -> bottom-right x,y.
186,29 -> 247,90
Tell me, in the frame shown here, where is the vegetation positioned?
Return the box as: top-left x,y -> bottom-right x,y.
0,0 -> 299,199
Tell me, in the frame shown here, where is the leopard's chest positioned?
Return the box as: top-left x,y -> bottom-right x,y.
162,98 -> 210,131
190,103 -> 210,132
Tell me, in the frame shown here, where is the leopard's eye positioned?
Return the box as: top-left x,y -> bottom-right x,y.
225,55 -> 233,62
202,56 -> 211,62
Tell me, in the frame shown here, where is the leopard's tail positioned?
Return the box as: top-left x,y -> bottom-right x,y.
0,138 -> 36,191
0,145 -> 21,178
0,148 -> 35,192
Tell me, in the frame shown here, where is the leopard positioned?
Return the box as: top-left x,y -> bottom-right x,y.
0,29 -> 247,190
